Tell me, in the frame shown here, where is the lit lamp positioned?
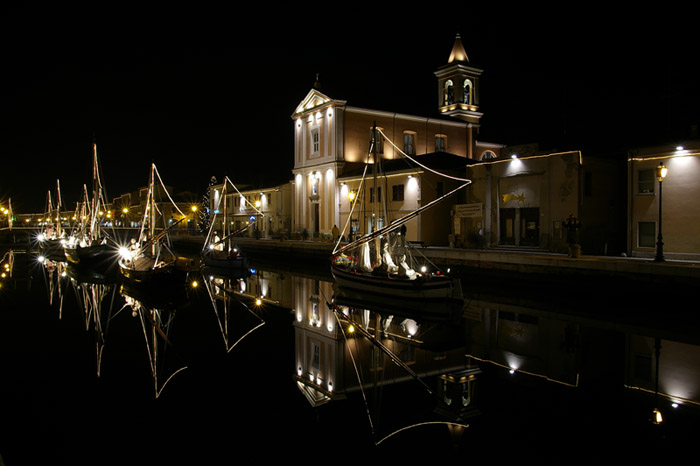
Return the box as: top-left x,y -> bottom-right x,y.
348,190 -> 357,202
654,163 -> 668,262
651,337 -> 663,424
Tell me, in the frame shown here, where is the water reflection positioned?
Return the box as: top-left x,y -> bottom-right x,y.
1,246 -> 699,461
201,266 -> 265,353
119,290 -> 188,398
67,265 -> 119,378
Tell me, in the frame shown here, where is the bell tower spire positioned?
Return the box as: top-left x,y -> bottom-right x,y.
435,34 -> 483,126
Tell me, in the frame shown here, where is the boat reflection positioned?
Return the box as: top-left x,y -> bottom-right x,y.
291,280 -> 473,449
67,264 -> 120,378
201,266 -> 265,353
0,249 -> 15,290
4,246 -> 699,459
36,254 -> 70,318
285,267 -> 700,456
119,284 -> 190,398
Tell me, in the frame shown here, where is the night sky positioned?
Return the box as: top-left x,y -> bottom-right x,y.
1,7 -> 698,213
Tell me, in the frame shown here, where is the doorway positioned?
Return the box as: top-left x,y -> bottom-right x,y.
500,208 -> 516,245
313,203 -> 320,235
520,207 -> 540,247
499,207 -> 540,247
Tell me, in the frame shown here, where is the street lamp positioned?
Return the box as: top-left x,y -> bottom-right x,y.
654,162 -> 668,262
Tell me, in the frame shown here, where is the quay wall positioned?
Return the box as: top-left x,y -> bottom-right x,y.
175,236 -> 700,288
4,228 -> 699,287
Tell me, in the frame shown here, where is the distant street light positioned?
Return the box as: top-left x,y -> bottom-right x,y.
654,162 -> 668,262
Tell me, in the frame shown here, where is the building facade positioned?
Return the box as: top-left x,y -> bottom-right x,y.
627,142 -> 700,260
290,35 -> 502,244
208,181 -> 292,239
459,148 -> 625,255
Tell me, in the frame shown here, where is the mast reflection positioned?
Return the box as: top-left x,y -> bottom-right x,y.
201,266 -> 265,353
67,263 -> 120,378
119,275 -> 191,398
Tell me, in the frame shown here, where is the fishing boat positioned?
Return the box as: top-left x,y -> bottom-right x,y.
330,125 -> 467,304
37,180 -> 67,262
64,143 -> 115,269
200,176 -> 262,270
118,163 -> 189,287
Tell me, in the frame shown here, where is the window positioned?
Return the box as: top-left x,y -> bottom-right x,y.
638,169 -> 655,194
311,128 -> 320,155
444,80 -> 454,105
370,187 -> 382,203
638,222 -> 656,248
392,184 -> 404,201
463,79 -> 472,104
312,341 -> 320,369
481,151 -> 497,161
403,132 -> 415,155
435,135 -> 446,152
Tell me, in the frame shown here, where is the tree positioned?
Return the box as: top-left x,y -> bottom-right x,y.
198,176 -> 217,233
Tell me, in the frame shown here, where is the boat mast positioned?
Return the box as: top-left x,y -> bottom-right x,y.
90,142 -> 102,243
371,123 -> 381,265
56,179 -> 62,238
149,163 -> 157,257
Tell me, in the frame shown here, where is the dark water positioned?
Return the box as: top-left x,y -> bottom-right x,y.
1,248 -> 699,465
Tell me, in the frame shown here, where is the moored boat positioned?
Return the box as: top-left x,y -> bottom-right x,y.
330,125 -> 468,305
118,163 -> 189,289
200,176 -> 262,271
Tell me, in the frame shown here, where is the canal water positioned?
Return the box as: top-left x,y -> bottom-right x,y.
0,247 -> 698,464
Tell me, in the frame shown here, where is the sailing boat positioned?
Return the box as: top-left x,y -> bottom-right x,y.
330,125 -> 466,304
200,176 -> 262,271
64,143 -> 115,269
118,163 -> 188,286
37,180 -> 67,261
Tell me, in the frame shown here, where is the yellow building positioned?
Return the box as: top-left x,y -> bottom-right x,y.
290,35 -> 502,244
627,142 -> 700,260
208,181 -> 292,239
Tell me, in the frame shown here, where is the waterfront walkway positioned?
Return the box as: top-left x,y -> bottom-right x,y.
182,236 -> 700,287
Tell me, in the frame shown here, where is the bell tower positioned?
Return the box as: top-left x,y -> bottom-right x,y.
435,34 -> 483,127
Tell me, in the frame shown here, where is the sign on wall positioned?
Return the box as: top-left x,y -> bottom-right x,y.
454,203 -> 483,218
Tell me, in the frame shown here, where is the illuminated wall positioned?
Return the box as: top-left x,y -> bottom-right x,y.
465,151 -> 582,251
628,144 -> 700,260
291,89 -> 475,241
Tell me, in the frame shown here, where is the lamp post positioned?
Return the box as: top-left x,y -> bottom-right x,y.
654,162 -> 668,262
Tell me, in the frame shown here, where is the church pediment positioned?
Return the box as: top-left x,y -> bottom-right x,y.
293,89 -> 335,116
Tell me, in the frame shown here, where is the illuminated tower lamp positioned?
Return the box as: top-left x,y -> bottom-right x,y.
654,163 -> 668,262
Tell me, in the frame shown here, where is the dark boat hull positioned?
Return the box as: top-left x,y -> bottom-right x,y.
330,262 -> 463,303
332,287 -> 463,322
201,250 -> 248,270
64,243 -> 113,267
118,257 -> 188,287
38,239 -> 66,262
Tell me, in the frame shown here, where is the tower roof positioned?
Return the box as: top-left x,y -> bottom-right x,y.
447,34 -> 469,63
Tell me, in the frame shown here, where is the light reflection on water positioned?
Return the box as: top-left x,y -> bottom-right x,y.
1,249 -> 699,464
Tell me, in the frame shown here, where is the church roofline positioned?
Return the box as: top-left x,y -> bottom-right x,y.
345,106 -> 471,128
292,88 -> 347,118
448,33 -> 469,63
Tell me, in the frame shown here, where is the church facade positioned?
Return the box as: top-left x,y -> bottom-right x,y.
290,35 -> 502,245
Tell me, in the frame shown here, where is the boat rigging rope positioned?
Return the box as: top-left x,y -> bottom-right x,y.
153,165 -> 185,218
377,128 -> 472,183
333,162 -> 369,255
334,309 -> 376,437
